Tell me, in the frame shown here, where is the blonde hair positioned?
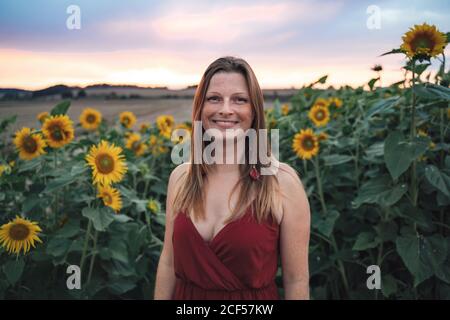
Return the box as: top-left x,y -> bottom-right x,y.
172,56 -> 283,224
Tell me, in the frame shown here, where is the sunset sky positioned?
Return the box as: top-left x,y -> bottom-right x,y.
0,0 -> 449,90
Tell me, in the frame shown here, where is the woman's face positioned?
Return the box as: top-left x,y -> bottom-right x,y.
201,72 -> 254,136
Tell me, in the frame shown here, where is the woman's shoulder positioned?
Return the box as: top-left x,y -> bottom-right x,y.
168,162 -> 190,188
276,162 -> 302,184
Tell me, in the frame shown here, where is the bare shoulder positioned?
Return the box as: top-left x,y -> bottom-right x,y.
276,162 -> 309,223
277,162 -> 304,189
166,162 -> 190,211
168,162 -> 190,188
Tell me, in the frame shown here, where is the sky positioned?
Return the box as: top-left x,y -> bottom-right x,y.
0,0 -> 449,90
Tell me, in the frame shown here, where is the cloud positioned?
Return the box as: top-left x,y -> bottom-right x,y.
100,1 -> 343,45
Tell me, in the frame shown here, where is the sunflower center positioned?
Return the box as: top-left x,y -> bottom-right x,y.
316,111 -> 324,120
23,135 -> 38,153
86,114 -> 96,123
123,117 -> 130,125
103,194 -> 113,205
412,34 -> 434,51
50,126 -> 65,141
96,154 -> 115,174
132,141 -> 141,151
302,137 -> 315,150
9,223 -> 30,240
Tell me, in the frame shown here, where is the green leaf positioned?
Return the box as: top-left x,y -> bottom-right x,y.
18,158 -> 41,173
108,279 -> 136,295
353,232 -> 380,251
352,176 -> 407,208
424,165 -> 450,197
70,162 -> 88,176
2,259 -> 25,286
82,207 -> 115,232
415,83 -> 450,101
404,61 -> 431,76
380,48 -> 403,56
368,77 -> 379,91
364,141 -> 384,158
112,214 -> 133,223
312,210 -> 340,238
384,131 -> 427,180
367,97 -> 399,118
396,235 -> 448,287
22,195 -> 41,214
109,239 -> 129,264
44,174 -> 78,193
381,275 -> 398,298
50,100 -> 71,116
374,221 -> 398,242
46,237 -> 71,257
323,154 -> 353,166
0,115 -> 17,133
316,75 -> 328,84
55,219 -> 80,238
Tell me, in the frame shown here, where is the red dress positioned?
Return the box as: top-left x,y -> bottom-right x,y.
172,205 -> 280,300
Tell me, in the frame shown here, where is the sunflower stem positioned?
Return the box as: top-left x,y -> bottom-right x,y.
313,156 -> 327,216
80,219 -> 92,277
313,155 -> 349,297
87,229 -> 98,286
410,59 -> 418,207
53,149 -> 58,226
439,106 -> 445,236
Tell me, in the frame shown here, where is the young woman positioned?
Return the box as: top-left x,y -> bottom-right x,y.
154,56 -> 310,300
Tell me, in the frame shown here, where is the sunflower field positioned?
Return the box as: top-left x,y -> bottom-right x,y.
0,23 -> 450,299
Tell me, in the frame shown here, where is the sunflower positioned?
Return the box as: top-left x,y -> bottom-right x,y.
149,134 -> 169,155
401,23 -> 447,60
119,111 -> 137,129
147,198 -> 160,214
318,132 -> 328,142
172,123 -> 192,143
308,104 -> 330,127
313,97 -> 330,108
156,115 -> 175,139
292,128 -> 319,160
417,128 -> 428,137
80,108 -> 102,130
13,127 -> 47,160
85,140 -> 128,186
42,115 -> 74,148
429,141 -> 436,150
140,123 -> 150,134
97,185 -> 122,212
125,132 -> 147,156
0,216 -> 42,255
0,165 -> 6,177
37,111 -> 50,123
281,104 -> 290,116
328,97 -> 343,109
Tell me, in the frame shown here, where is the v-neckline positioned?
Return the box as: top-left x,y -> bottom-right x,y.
186,207 -> 251,246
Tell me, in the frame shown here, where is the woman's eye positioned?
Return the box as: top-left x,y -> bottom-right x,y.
207,96 -> 220,102
236,97 -> 248,103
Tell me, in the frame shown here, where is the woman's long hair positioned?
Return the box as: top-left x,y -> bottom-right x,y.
172,56 -> 283,224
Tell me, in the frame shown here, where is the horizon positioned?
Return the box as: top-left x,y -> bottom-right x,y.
1,0 -> 449,90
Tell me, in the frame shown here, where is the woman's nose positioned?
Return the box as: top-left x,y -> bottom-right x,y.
218,98 -> 233,115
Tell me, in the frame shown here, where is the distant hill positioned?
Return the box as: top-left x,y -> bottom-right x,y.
0,83 -> 299,101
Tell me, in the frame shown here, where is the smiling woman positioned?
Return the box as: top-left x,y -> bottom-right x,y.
154,56 -> 311,300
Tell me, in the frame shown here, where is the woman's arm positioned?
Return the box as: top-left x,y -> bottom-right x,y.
278,163 -> 311,300
154,164 -> 187,299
